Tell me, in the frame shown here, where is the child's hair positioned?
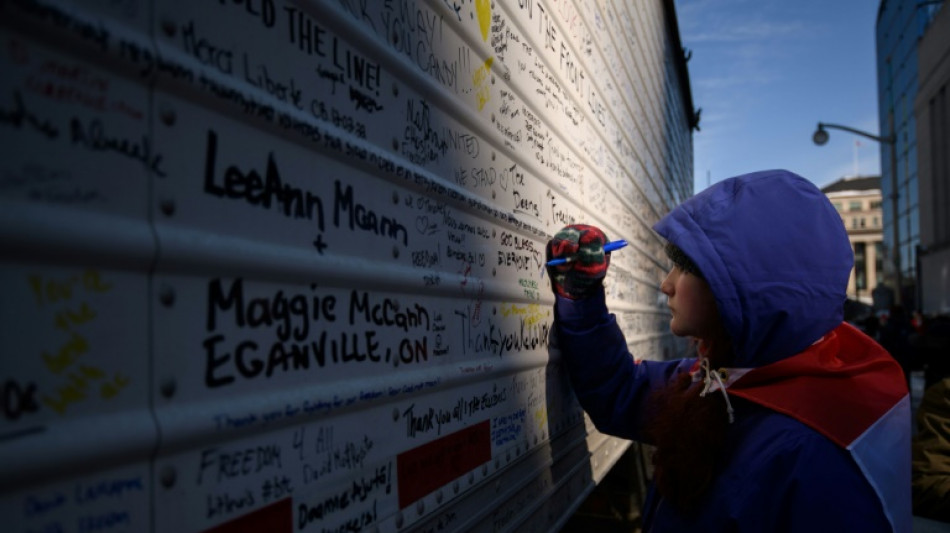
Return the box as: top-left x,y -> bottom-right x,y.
645,372 -> 731,513
644,332 -> 738,515
645,257 -> 735,513
664,242 -> 705,279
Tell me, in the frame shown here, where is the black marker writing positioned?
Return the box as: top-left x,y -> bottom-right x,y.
70,117 -> 165,176
333,180 -> 408,246
182,20 -> 233,74
1,380 -> 40,421
203,130 -> 326,229
350,87 -> 382,113
207,278 -> 336,341
218,0 -> 276,28
197,444 -> 283,484
0,91 -> 59,139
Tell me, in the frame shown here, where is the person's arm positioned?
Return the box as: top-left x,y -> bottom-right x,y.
554,289 -> 691,441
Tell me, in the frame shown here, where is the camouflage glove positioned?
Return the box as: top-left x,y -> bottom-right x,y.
546,224 -> 610,300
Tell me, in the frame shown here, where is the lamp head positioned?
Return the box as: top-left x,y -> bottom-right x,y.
812,125 -> 829,146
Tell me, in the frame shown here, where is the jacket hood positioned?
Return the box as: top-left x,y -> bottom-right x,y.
653,170 -> 853,367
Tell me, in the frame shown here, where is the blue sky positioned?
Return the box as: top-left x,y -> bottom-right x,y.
674,0 -> 883,191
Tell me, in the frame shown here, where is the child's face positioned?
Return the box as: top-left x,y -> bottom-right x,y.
661,266 -> 720,339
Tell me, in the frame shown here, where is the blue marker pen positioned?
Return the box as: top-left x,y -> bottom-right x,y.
546,239 -> 628,266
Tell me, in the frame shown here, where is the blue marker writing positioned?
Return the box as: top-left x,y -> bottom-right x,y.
546,239 -> 628,266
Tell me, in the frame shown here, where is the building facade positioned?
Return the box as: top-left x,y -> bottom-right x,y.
875,0 -> 944,309
823,176 -> 885,304
915,3 -> 950,315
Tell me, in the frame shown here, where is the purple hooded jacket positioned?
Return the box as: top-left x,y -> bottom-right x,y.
554,170 -> 911,532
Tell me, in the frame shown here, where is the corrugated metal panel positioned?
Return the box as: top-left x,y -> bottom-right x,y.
0,0 -> 693,531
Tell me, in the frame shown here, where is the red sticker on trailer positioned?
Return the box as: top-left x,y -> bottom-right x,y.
203,497 -> 292,533
396,420 -> 491,508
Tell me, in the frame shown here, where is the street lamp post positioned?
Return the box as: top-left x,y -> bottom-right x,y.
812,122 -> 901,304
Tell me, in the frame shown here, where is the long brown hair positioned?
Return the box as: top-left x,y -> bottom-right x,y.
644,326 -> 737,514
